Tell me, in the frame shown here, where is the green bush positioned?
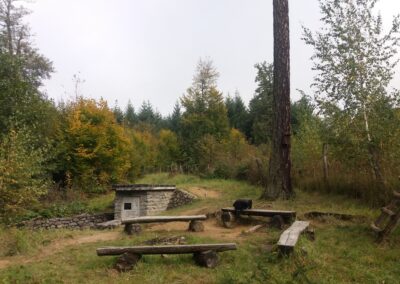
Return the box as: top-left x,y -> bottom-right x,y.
0,127 -> 49,223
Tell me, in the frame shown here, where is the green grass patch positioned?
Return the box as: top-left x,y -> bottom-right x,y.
0,174 -> 399,283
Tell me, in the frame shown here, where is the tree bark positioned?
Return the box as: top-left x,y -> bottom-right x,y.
262,0 -> 293,200
362,104 -> 386,189
114,252 -> 142,272
121,215 -> 207,224
97,243 -> 237,256
193,250 -> 219,268
188,220 -> 205,232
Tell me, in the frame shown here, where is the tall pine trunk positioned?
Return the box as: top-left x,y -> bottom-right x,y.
262,0 -> 293,200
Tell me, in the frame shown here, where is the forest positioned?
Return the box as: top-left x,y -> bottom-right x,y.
1,0 -> 400,283
1,0 -> 400,223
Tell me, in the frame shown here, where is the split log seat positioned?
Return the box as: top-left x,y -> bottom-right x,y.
277,221 -> 310,254
220,208 -> 296,228
122,215 -> 207,234
97,243 -> 237,270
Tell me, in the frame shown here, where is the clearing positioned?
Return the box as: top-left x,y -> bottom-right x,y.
0,173 -> 399,283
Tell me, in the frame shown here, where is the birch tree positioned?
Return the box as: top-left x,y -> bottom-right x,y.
303,0 -> 400,188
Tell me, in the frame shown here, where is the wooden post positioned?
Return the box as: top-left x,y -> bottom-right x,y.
193,250 -> 219,268
270,215 -> 285,230
188,220 -> 205,232
221,211 -> 236,228
124,223 -> 142,235
114,252 -> 142,272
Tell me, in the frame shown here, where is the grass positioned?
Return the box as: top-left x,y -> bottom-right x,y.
0,227 -> 95,257
0,173 -> 399,283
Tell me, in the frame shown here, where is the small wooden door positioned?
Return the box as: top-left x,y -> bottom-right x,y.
121,197 -> 140,220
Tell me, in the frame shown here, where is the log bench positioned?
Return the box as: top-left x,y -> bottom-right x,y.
220,208 -> 296,229
122,215 -> 207,234
277,221 -> 310,254
96,243 -> 237,270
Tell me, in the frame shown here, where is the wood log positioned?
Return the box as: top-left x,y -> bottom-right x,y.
243,224 -> 266,234
188,220 -> 204,232
378,212 -> 400,242
96,220 -> 121,230
221,211 -> 236,228
278,221 -> 310,254
221,208 -> 296,222
270,215 -> 285,229
193,250 -> 219,268
124,223 -> 142,235
114,252 -> 142,272
304,211 -> 361,221
97,243 -> 237,256
122,215 -> 207,224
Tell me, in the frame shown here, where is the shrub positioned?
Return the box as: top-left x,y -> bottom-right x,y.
0,128 -> 49,222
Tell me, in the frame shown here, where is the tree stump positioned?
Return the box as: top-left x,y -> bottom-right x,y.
221,212 -> 236,228
114,252 -> 142,272
270,215 -> 285,230
193,250 -> 219,268
124,223 -> 142,235
188,220 -> 204,232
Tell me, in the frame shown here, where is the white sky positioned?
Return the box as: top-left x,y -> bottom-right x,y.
25,0 -> 400,115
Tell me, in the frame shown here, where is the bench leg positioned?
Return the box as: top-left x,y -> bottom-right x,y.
114,252 -> 142,272
124,223 -> 142,235
188,220 -> 204,232
270,215 -> 285,230
193,250 -> 219,268
221,212 -> 236,228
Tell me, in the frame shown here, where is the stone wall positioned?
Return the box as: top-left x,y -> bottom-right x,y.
167,189 -> 197,209
21,213 -> 113,230
20,189 -> 197,230
114,189 -> 197,220
145,190 -> 175,215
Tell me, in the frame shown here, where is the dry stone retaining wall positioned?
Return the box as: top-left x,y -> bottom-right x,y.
21,213 -> 113,230
21,189 -> 196,230
167,189 -> 197,209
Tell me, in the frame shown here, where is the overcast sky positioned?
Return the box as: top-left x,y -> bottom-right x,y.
25,0 -> 400,115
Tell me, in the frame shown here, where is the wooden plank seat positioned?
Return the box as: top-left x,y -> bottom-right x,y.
277,221 -> 310,254
122,215 -> 207,234
220,208 -> 296,228
97,243 -> 237,270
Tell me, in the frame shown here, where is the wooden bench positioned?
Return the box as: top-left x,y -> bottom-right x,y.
97,243 -> 237,270
122,215 -> 207,234
277,221 -> 310,254
220,208 -> 296,228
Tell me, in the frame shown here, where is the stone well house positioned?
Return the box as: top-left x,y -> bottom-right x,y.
113,184 -> 195,221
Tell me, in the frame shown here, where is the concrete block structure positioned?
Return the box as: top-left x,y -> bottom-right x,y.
113,184 -> 176,220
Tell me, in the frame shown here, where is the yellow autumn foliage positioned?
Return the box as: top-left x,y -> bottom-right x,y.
64,98 -> 132,191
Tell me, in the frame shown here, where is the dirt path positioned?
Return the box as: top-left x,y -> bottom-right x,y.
0,231 -> 120,270
0,199 -> 261,271
148,218 -> 253,241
